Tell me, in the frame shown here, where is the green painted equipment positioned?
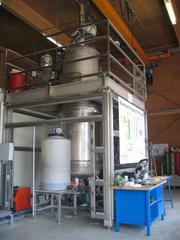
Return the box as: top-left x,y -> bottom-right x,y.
163,150 -> 171,175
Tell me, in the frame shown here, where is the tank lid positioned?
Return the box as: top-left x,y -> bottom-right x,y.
48,128 -> 64,137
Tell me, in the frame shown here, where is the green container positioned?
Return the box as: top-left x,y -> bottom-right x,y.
164,151 -> 171,175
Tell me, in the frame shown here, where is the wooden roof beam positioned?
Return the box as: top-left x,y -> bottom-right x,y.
92,0 -> 151,67
2,0 -> 71,45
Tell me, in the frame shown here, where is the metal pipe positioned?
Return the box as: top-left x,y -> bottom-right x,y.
6,48 -> 38,66
109,37 -> 145,79
32,126 -> 36,217
107,22 -> 111,72
103,90 -> 113,227
109,54 -> 146,88
109,72 -> 145,101
109,91 -> 114,222
14,146 -> 41,152
63,54 -> 100,66
8,35 -> 107,63
144,111 -> 149,159
148,108 -> 180,116
6,53 -> 106,82
108,21 -> 145,69
8,52 -> 103,75
7,95 -> 103,110
0,94 -> 5,143
0,91 -> 5,207
6,62 -> 25,71
148,53 -> 172,61
5,114 -> 103,129
14,108 -> 57,119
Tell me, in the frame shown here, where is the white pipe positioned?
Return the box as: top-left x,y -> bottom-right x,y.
0,91 -> 5,143
32,126 -> 36,217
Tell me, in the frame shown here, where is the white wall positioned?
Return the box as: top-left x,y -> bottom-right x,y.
13,113 -> 51,189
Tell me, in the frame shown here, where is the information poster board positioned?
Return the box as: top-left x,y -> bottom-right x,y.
119,97 -> 146,164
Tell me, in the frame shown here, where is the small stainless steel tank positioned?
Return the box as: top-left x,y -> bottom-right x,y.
61,102 -> 99,176
40,54 -> 53,67
40,54 -> 53,83
63,45 -> 99,82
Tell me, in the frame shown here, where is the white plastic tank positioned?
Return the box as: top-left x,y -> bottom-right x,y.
40,135 -> 71,190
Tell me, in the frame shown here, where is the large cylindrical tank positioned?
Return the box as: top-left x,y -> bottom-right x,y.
61,102 -> 99,176
63,45 -> 99,82
40,136 -> 71,190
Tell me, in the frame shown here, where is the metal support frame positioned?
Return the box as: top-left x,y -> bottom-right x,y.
102,90 -> 114,227
5,20 -> 146,102
0,90 -> 5,207
5,115 -> 103,129
0,210 -> 13,225
1,108 -> 14,209
3,78 -> 146,225
91,0 -> 150,66
2,19 -> 147,227
32,126 -> 36,217
34,190 -> 78,223
90,121 -> 96,219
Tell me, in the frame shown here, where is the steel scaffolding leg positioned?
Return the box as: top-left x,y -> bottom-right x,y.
2,108 -> 13,209
103,90 -> 114,228
32,126 -> 36,217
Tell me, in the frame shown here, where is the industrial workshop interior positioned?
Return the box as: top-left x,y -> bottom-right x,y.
0,0 -> 180,239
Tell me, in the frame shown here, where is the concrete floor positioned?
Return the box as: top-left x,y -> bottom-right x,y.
0,189 -> 180,240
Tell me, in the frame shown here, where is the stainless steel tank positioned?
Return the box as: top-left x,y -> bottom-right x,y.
40,54 -> 53,83
40,54 -> 53,67
63,45 -> 99,82
61,102 -> 99,176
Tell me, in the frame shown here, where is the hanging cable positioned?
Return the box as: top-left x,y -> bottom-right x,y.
119,0 -> 125,17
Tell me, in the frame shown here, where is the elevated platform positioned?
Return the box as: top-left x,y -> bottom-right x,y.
6,77 -> 145,110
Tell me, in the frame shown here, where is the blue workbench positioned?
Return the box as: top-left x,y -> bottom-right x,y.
113,181 -> 166,236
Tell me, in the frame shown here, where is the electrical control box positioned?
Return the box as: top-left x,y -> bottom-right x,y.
0,143 -> 14,161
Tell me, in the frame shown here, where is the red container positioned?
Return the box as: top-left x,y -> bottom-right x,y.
13,187 -> 31,212
175,150 -> 180,175
9,73 -> 25,91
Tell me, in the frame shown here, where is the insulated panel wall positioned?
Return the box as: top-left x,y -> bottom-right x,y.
13,113 -> 50,188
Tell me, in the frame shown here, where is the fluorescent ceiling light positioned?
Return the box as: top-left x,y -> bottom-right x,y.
46,36 -> 62,47
164,0 -> 176,25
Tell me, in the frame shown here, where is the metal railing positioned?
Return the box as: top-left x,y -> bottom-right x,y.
5,20 -> 146,101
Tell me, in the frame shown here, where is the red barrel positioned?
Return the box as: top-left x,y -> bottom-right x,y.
175,149 -> 180,175
9,72 -> 25,91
